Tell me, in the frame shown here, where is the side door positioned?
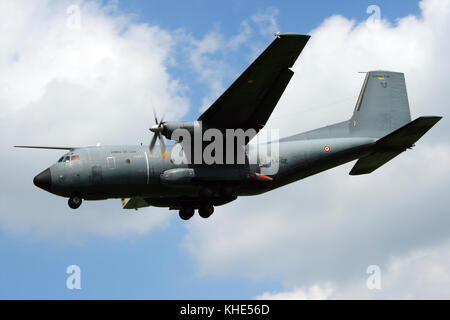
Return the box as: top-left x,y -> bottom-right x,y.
86,149 -> 104,185
102,152 -> 127,185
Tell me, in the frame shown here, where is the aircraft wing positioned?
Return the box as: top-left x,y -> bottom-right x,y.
198,33 -> 310,134
14,146 -> 77,150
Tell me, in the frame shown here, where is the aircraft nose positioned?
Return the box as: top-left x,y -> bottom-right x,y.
33,168 -> 52,191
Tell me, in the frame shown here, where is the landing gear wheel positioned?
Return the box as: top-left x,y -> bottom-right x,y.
199,204 -> 214,219
179,207 -> 195,220
68,196 -> 82,209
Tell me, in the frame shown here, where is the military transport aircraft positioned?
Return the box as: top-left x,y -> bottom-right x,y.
16,33 -> 441,220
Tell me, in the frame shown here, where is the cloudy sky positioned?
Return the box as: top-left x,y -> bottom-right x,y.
0,0 -> 448,299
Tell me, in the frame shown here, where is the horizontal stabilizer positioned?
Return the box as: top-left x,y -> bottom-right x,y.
349,116 -> 442,175
123,197 -> 150,210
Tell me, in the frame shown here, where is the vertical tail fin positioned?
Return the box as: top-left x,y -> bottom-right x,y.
350,71 -> 412,138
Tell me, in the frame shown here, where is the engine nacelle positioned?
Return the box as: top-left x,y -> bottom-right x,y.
161,121 -> 202,141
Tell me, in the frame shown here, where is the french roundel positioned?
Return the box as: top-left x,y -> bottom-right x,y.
324,145 -> 331,152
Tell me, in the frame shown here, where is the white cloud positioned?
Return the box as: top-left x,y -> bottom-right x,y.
0,1 -> 284,240
250,7 -> 280,38
0,0 -> 190,239
343,240 -> 450,299
185,145 -> 450,280
184,0 -> 450,298
180,7 -> 280,112
266,0 -> 449,139
256,284 -> 334,300
183,29 -> 228,111
258,240 -> 450,299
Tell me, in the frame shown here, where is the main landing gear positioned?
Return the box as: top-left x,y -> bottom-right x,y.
178,204 -> 214,220
179,207 -> 195,220
68,196 -> 82,209
198,204 -> 214,219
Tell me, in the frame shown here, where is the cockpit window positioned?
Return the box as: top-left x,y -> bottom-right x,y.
58,153 -> 80,163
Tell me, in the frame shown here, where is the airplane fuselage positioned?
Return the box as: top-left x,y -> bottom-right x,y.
34,137 -> 376,208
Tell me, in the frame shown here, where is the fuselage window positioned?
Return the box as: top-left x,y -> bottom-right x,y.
63,156 -> 70,162
58,157 -> 64,163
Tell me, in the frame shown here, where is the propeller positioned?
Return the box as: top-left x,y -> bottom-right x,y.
149,109 -> 168,159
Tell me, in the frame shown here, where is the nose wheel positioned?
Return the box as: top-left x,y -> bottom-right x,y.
68,196 -> 82,209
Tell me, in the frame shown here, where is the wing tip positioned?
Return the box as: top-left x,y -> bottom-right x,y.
414,115 -> 443,126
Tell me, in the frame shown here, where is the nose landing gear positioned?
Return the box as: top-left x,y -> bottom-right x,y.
68,196 -> 82,209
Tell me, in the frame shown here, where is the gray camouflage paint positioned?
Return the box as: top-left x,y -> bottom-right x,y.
31,70 -> 441,210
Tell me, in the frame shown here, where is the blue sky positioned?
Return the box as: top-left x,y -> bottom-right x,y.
2,0 -> 449,300
117,0 -> 421,121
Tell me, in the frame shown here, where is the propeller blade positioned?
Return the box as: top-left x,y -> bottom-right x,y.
159,135 -> 167,159
149,106 -> 168,159
149,132 -> 158,153
159,108 -> 166,124
153,108 -> 159,125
